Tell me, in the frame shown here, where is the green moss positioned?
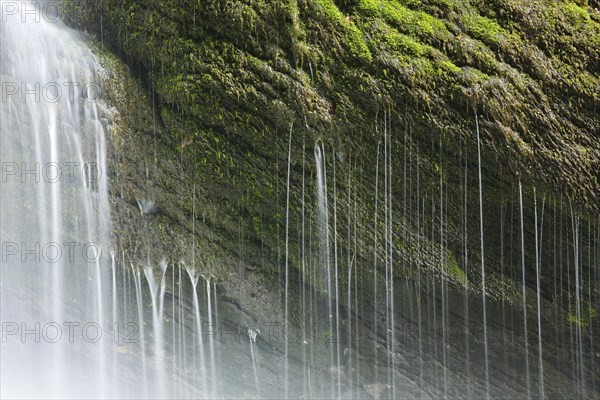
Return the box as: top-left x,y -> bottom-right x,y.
564,2 -> 591,26
447,254 -> 467,286
314,0 -> 372,61
437,60 -> 461,74
358,0 -> 449,39
567,307 -> 596,330
387,31 -> 429,56
461,13 -> 503,45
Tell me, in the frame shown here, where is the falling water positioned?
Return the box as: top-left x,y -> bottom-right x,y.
284,125 -> 292,399
462,135 -> 471,400
373,139 -> 381,386
570,204 -> 585,394
533,189 -> 545,398
205,278 -> 217,395
387,112 -> 396,399
314,140 -> 335,397
1,2 -> 598,399
301,131 -> 309,398
212,280 -> 220,393
144,260 -> 169,396
475,114 -> 490,398
346,156 -> 354,395
332,146 -> 342,399
439,140 -> 448,398
383,111 -> 393,395
249,335 -> 261,397
416,149 -> 424,397
186,266 -> 209,396
133,269 -> 148,397
519,180 -> 531,398
177,264 -> 187,387
0,4 -> 112,397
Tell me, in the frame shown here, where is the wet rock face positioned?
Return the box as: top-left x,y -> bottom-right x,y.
63,0 -> 600,216
65,0 -> 600,296
62,1 -> 599,398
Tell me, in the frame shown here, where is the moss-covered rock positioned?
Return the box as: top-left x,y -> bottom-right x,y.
61,3 -> 599,393
64,0 -> 599,212
61,0 -> 600,322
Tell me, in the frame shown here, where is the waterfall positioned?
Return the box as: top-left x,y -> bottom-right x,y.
249,336 -> 261,397
186,266 -> 209,395
314,140 -> 336,398
519,180 -> 532,399
2,2 -> 598,399
534,189 -> 545,399
284,125 -> 292,399
206,278 -> 217,396
143,261 -> 168,396
475,114 -> 490,398
133,269 -> 149,396
1,3 -> 112,397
